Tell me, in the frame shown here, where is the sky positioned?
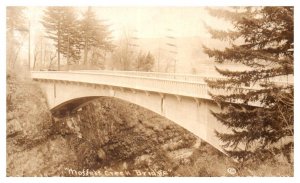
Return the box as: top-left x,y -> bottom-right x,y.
27,6 -> 231,39
92,7 -> 230,39
21,7 -> 232,72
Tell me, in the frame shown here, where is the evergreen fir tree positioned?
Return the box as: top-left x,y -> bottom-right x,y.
80,7 -> 114,65
42,7 -> 80,69
59,7 -> 81,64
134,51 -> 155,71
6,6 -> 27,68
203,7 -> 293,162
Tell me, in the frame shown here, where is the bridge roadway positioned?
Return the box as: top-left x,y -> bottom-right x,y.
30,70 -> 292,152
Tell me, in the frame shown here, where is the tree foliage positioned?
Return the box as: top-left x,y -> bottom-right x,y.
6,6 -> 27,68
60,7 -> 81,63
134,51 -> 155,71
6,6 -> 27,32
42,7 -> 114,68
42,7 -> 81,67
80,7 -> 114,65
203,7 -> 293,162
111,31 -> 136,71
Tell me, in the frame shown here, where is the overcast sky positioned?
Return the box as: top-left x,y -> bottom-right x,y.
22,7 -> 231,72
27,7 -> 230,39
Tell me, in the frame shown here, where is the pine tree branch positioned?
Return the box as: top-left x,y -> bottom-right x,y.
205,7 -> 254,22
203,45 -> 293,70
204,6 -> 294,161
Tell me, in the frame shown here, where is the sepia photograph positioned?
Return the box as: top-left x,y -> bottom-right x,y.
5,3 -> 294,178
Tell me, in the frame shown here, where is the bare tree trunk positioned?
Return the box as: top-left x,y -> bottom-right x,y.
33,55 -> 37,70
40,36 -> 43,70
33,46 -> 39,70
12,44 -> 22,68
48,52 -> 57,70
43,46 -> 47,68
84,36 -> 88,65
28,21 -> 31,71
57,25 -> 61,71
67,34 -> 70,70
7,30 -> 14,69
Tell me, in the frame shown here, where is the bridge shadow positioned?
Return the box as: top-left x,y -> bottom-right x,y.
51,96 -> 102,117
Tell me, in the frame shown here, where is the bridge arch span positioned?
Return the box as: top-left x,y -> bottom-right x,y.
32,70 -> 293,154
35,76 -> 228,152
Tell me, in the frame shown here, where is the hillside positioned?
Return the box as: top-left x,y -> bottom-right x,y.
6,71 -> 293,176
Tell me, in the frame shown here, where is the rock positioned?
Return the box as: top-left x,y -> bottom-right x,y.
7,112 -> 15,121
7,119 -> 22,138
7,78 -> 53,144
122,162 -> 128,169
193,138 -> 202,148
97,148 -> 106,161
7,135 -> 78,176
134,154 -> 152,166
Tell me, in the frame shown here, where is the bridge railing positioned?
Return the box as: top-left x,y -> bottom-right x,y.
77,70 -> 293,85
31,70 -> 293,106
31,71 -> 214,99
76,70 -> 226,83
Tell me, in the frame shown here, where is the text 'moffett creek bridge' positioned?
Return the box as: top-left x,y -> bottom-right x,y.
31,70 -> 293,152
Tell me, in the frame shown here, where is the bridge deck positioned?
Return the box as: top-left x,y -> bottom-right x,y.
31,70 -> 292,106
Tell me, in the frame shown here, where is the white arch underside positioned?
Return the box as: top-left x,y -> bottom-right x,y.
38,81 -> 228,153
